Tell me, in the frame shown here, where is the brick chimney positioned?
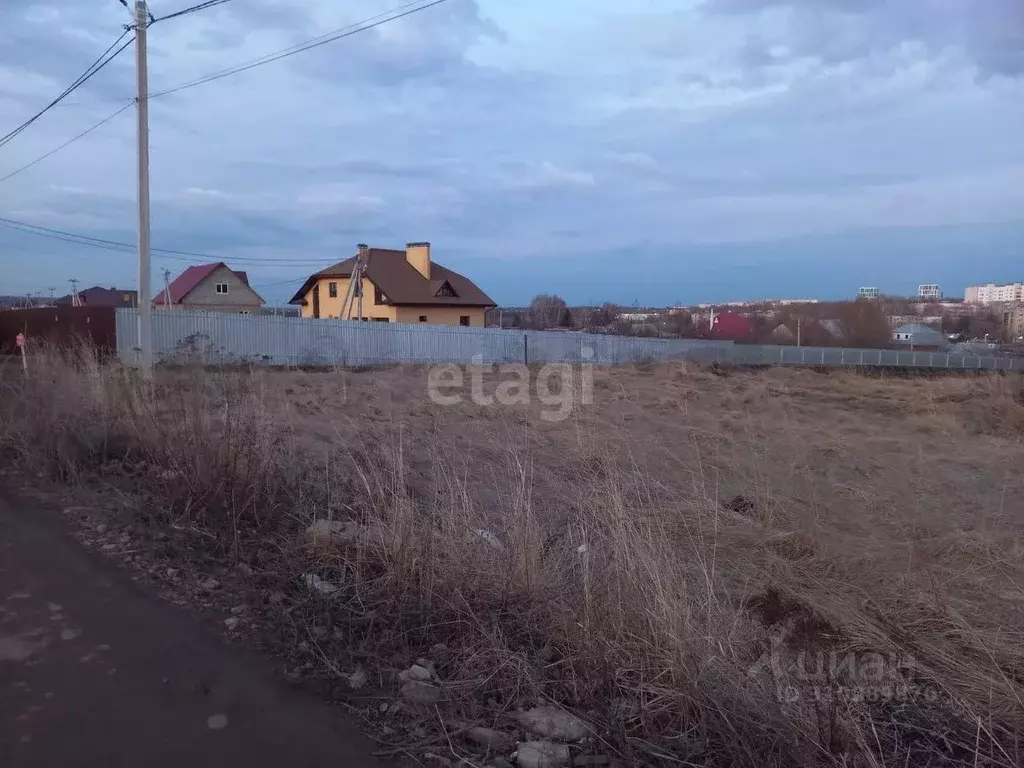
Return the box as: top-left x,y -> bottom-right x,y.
356,243 -> 369,258
406,242 -> 430,280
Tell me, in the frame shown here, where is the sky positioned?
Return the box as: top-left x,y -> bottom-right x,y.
1,0 -> 1023,306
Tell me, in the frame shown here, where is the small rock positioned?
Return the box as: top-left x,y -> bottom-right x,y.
95,523 -> 107,534
401,681 -> 441,705
516,742 -> 570,768
200,578 -> 220,591
513,707 -> 589,741
223,617 -> 239,630
430,642 -> 449,656
347,668 -> 368,690
236,563 -> 254,576
305,519 -> 362,554
166,568 -> 179,579
230,606 -> 245,616
379,702 -> 390,713
400,664 -> 433,683
465,726 -> 515,752
302,573 -> 338,595
206,713 -> 228,730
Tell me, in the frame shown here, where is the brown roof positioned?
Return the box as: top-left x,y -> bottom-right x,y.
289,248 -> 495,307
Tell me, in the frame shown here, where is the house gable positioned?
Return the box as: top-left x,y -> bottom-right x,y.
180,265 -> 264,308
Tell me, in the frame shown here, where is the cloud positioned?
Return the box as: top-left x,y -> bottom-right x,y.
0,0 -> 1021,305
704,0 -> 1024,77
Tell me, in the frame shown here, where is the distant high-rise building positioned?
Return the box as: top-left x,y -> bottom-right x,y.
965,282 -> 1024,304
918,284 -> 942,300
858,287 -> 880,300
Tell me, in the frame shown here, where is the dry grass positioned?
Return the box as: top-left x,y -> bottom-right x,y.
2,349 -> 1023,766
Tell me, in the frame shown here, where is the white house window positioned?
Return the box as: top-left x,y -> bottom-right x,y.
216,283 -> 229,294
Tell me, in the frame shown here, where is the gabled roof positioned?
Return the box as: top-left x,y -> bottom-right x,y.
893,323 -> 944,339
153,263 -> 261,306
289,248 -> 495,307
57,286 -> 137,308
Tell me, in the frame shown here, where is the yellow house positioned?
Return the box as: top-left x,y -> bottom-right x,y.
289,242 -> 496,326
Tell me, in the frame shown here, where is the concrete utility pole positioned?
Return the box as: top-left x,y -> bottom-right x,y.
135,0 -> 153,375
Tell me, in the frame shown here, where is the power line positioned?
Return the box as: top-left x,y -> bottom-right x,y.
149,0 -> 450,100
0,101 -> 135,184
0,214 -> 337,266
151,0 -> 232,24
0,0 -> 448,183
0,30 -> 133,151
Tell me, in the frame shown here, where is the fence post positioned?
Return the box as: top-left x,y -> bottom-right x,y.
523,333 -> 529,366
860,349 -> 864,366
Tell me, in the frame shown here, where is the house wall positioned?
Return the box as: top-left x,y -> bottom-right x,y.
394,306 -> 487,327
169,266 -> 263,311
298,278 -> 486,326
299,277 -> 397,321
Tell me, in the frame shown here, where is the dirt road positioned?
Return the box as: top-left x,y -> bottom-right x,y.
0,490 -> 385,768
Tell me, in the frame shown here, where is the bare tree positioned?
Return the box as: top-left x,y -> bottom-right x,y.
527,294 -> 568,329
837,300 -> 891,348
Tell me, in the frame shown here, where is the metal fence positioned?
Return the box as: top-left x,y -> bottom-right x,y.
115,310 -> 724,366
684,343 -> 1024,371
115,310 -> 1024,371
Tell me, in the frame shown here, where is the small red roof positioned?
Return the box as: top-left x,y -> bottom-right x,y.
153,263 -> 251,305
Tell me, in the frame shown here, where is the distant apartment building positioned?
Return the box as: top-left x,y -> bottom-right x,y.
917,284 -> 942,300
965,282 -> 1024,304
858,287 -> 880,300
1002,305 -> 1024,340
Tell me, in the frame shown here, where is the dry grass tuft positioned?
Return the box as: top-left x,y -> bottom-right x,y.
2,347 -> 1023,766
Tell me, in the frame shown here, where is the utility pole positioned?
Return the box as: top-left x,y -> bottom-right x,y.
135,0 -> 153,374
69,278 -> 79,307
162,268 -> 172,310
47,287 -> 55,305
797,316 -> 802,347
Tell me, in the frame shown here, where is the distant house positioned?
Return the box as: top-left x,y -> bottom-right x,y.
892,323 -> 948,351
704,310 -> 754,342
153,263 -> 264,314
289,242 -> 495,326
58,286 -> 137,308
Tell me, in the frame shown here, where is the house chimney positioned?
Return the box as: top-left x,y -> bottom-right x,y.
357,243 -> 369,258
406,241 -> 430,280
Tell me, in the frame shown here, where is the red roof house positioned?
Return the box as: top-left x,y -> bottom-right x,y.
153,263 -> 264,313
703,310 -> 754,342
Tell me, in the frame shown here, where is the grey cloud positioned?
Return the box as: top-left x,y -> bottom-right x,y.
704,0 -> 1024,76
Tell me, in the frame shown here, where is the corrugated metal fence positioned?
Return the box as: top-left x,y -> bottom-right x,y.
116,309 -> 723,366
115,309 -> 1024,371
684,342 -> 1024,371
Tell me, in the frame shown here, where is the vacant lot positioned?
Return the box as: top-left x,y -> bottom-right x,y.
2,354 -> 1023,766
